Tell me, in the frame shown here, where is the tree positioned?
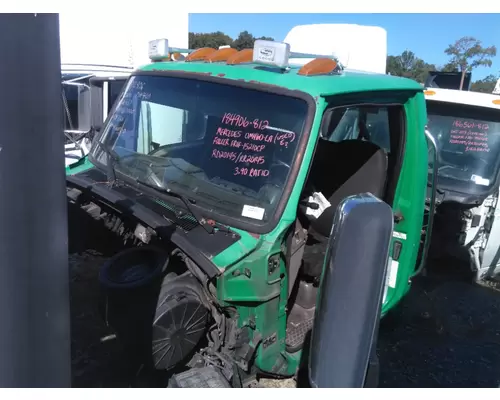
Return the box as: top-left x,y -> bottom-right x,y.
189,31 -> 233,49
444,36 -> 497,90
233,31 -> 255,50
233,31 -> 274,50
386,50 -> 436,83
188,31 -> 274,51
470,74 -> 499,93
439,62 -> 459,73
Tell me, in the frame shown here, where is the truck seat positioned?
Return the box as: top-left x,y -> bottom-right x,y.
307,139 -> 388,238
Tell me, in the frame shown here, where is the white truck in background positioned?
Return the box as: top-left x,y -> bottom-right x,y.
494,78 -> 500,95
62,64 -> 133,166
58,11 -> 189,166
283,23 -> 387,74
424,72 -> 500,283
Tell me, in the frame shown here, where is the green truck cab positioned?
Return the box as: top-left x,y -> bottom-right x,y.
66,38 -> 434,383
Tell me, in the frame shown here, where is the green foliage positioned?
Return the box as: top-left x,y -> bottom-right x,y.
188,31 -> 233,49
470,74 -> 498,93
444,36 -> 497,90
232,30 -> 254,50
444,37 -> 497,72
387,36 -> 497,92
440,62 -> 459,73
189,30 -> 274,51
188,31 -> 497,93
386,50 -> 437,83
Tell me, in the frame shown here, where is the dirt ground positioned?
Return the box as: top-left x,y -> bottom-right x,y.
69,250 -> 500,388
70,252 -> 130,387
378,271 -> 500,388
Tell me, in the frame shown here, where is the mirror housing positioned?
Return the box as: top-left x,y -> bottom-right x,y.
308,193 -> 394,388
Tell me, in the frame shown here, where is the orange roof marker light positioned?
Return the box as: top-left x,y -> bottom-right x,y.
170,52 -> 185,61
297,58 -> 340,76
185,47 -> 217,62
226,49 -> 253,65
424,90 -> 436,96
205,47 -> 238,63
493,99 -> 500,105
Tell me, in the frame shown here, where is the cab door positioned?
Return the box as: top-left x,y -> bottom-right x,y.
415,129 -> 439,275
318,90 -> 428,313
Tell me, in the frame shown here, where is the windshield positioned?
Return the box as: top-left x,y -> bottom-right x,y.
91,74 -> 309,226
426,100 -> 500,193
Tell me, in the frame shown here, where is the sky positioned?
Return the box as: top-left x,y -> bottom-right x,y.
189,13 -> 500,80
59,11 -> 190,67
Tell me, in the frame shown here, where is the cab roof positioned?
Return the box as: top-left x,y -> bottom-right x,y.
61,63 -> 133,78
139,60 -> 423,98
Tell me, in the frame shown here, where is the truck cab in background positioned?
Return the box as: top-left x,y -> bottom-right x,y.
493,78 -> 500,95
424,72 -> 500,283
62,64 -> 132,167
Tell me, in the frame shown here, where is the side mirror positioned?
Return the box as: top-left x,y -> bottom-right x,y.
308,193 -> 394,388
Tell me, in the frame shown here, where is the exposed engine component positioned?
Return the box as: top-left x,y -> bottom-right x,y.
431,205 -> 476,267
80,201 -> 148,246
67,188 -> 156,250
72,183 -> 262,380
152,273 -> 210,370
98,246 -> 170,355
167,366 -> 231,388
98,244 -> 218,373
429,191 -> 498,280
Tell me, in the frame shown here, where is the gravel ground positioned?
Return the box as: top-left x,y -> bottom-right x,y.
70,252 -> 130,387
69,250 -> 500,388
378,274 -> 500,388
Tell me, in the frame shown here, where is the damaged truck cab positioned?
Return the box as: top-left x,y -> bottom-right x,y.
425,86 -> 500,282
66,38 -> 431,382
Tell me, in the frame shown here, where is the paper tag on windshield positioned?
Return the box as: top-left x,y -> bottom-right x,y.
242,205 -> 265,220
305,192 -> 331,219
471,174 -> 490,186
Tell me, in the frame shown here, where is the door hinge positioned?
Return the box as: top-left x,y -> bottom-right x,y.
394,211 -> 404,224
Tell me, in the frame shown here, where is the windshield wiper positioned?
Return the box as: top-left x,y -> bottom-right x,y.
438,163 -> 468,173
136,178 -> 215,234
97,141 -> 120,186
